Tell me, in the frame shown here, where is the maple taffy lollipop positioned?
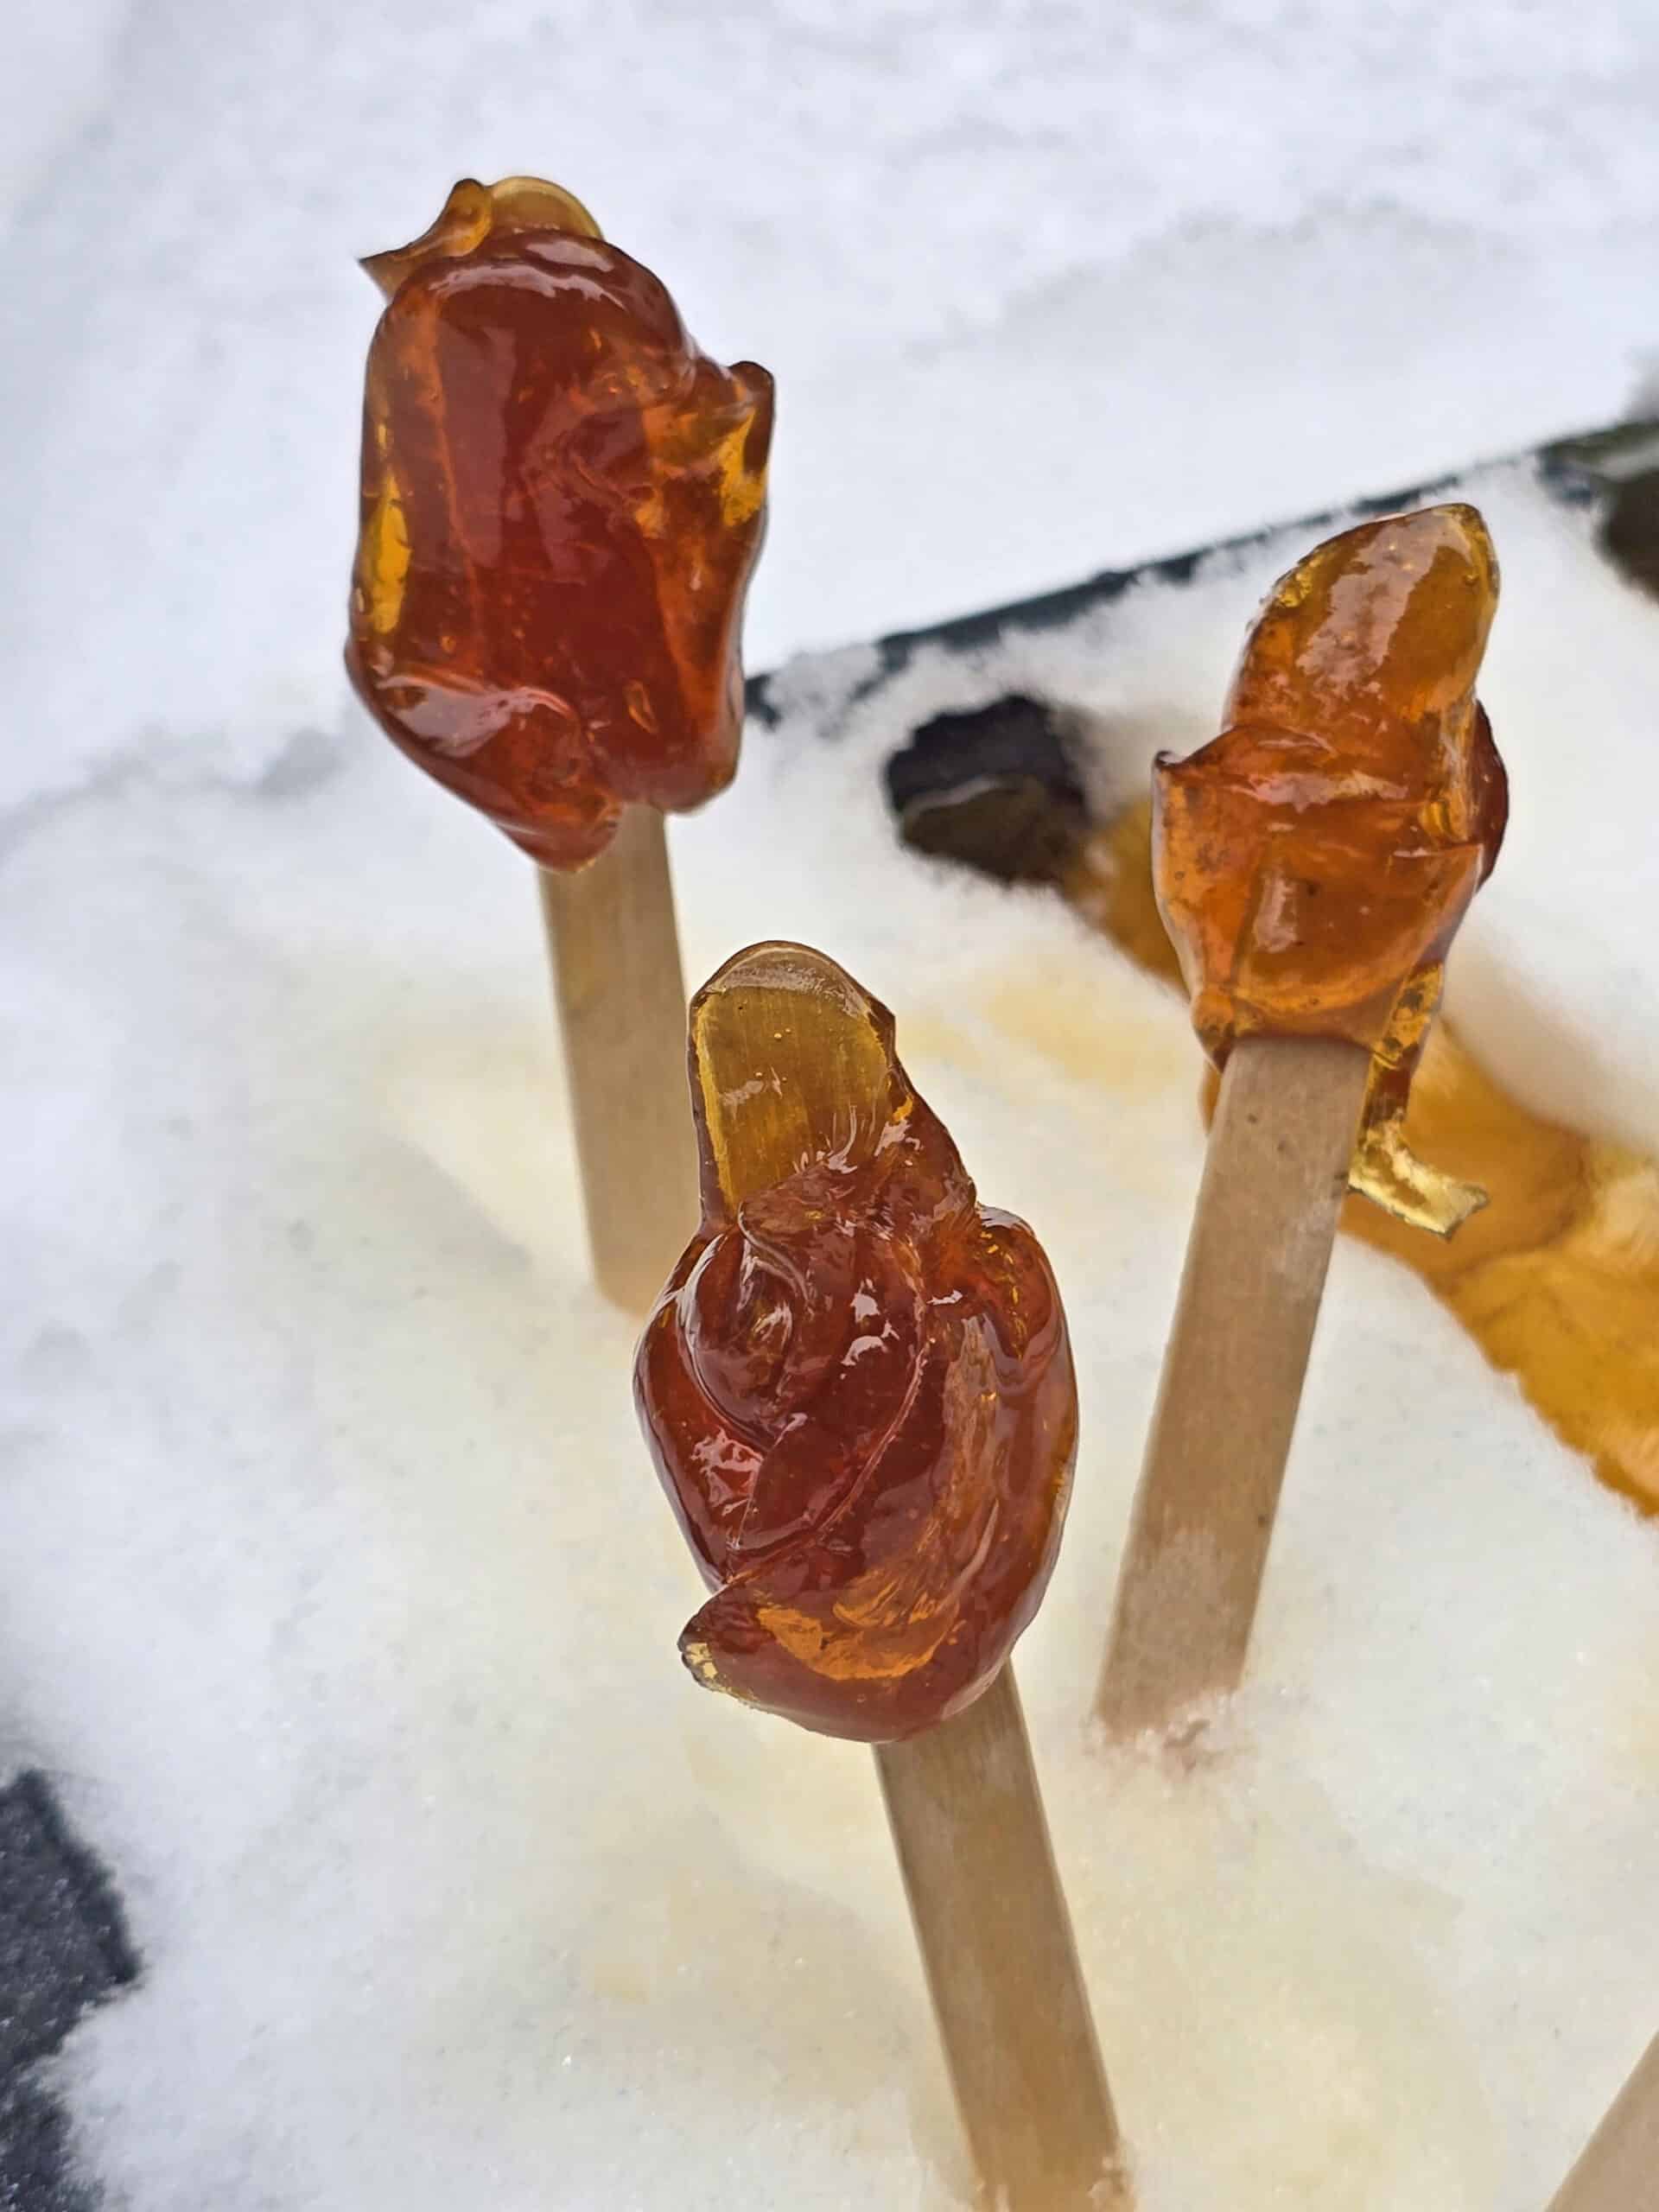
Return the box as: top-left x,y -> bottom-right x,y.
637,944 -> 1125,2208
1098,505 -> 1506,1739
346,176 -> 773,1312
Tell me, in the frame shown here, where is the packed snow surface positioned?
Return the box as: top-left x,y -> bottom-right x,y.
4,6 -> 1659,2209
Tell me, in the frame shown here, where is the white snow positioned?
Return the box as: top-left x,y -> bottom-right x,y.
4,7 -> 1659,2210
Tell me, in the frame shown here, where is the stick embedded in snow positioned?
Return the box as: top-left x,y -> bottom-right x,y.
1097,1035 -> 1370,1736
877,1669 -> 1124,2208
537,811 -> 697,1313
1546,2031 -> 1659,2212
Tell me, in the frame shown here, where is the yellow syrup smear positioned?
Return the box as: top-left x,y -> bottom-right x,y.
1068,798 -> 1659,1513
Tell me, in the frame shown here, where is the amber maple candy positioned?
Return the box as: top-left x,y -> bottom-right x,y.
1154,502 -> 1508,1230
346,176 -> 773,870
634,944 -> 1077,1744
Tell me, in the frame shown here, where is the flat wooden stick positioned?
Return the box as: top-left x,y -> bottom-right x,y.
1547,2031 -> 1659,2212
1096,1034 -> 1371,1738
537,807 -> 698,1314
877,1669 -> 1125,2209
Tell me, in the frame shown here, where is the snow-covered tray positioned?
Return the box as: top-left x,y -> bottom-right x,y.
4,428 -> 1657,2212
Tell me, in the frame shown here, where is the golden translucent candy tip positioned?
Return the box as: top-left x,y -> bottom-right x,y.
359,174 -> 602,297
690,944 -> 903,1219
636,943 -> 1077,1742
1217,504 -> 1500,761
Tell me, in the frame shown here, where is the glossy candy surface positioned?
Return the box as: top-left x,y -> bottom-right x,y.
1154,504 -> 1507,1230
634,944 -> 1077,1743
346,177 -> 773,871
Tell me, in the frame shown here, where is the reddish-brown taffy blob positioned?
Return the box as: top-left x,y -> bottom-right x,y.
1154,503 -> 1508,1230
634,944 -> 1077,1743
346,176 -> 773,870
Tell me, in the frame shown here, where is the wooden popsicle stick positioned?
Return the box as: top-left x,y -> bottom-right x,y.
877,1669 -> 1125,2209
690,944 -> 1124,2208
537,806 -> 698,1314
1096,1034 -> 1371,1738
1547,2031 -> 1659,2212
